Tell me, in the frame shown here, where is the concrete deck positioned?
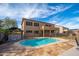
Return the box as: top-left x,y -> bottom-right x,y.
60,41 -> 79,56
62,47 -> 79,56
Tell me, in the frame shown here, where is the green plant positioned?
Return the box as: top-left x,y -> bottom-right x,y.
0,28 -> 10,34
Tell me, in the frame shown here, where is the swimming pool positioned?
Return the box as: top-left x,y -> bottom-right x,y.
20,38 -> 60,47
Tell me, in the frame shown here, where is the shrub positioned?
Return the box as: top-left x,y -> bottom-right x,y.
0,28 -> 10,34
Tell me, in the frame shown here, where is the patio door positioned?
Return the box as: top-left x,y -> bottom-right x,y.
40,30 -> 43,37
40,30 -> 50,37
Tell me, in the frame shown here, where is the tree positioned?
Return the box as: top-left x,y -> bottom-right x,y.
0,20 -> 3,29
2,17 -> 18,29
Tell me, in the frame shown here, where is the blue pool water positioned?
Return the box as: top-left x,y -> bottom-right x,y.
20,38 -> 59,47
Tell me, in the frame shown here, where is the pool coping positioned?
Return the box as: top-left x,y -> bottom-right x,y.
15,37 -> 69,49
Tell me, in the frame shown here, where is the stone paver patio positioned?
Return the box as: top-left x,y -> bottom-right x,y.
0,39 -> 74,56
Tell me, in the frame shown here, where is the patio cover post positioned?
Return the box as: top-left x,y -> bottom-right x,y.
50,30 -> 51,37
42,26 -> 45,37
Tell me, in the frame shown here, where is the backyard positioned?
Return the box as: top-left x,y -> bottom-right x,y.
0,36 -> 75,56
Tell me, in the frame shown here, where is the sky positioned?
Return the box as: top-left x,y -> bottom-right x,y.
0,3 -> 79,29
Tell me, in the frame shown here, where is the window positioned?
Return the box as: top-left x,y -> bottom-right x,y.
45,24 -> 51,27
51,30 -> 54,33
63,31 -> 66,33
45,30 -> 49,33
26,22 -> 32,26
26,30 -> 32,33
34,23 -> 39,26
34,31 -> 39,34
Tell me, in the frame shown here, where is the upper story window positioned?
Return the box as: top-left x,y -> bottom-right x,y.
51,30 -> 54,33
45,24 -> 51,27
26,21 -> 32,26
34,22 -> 39,26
